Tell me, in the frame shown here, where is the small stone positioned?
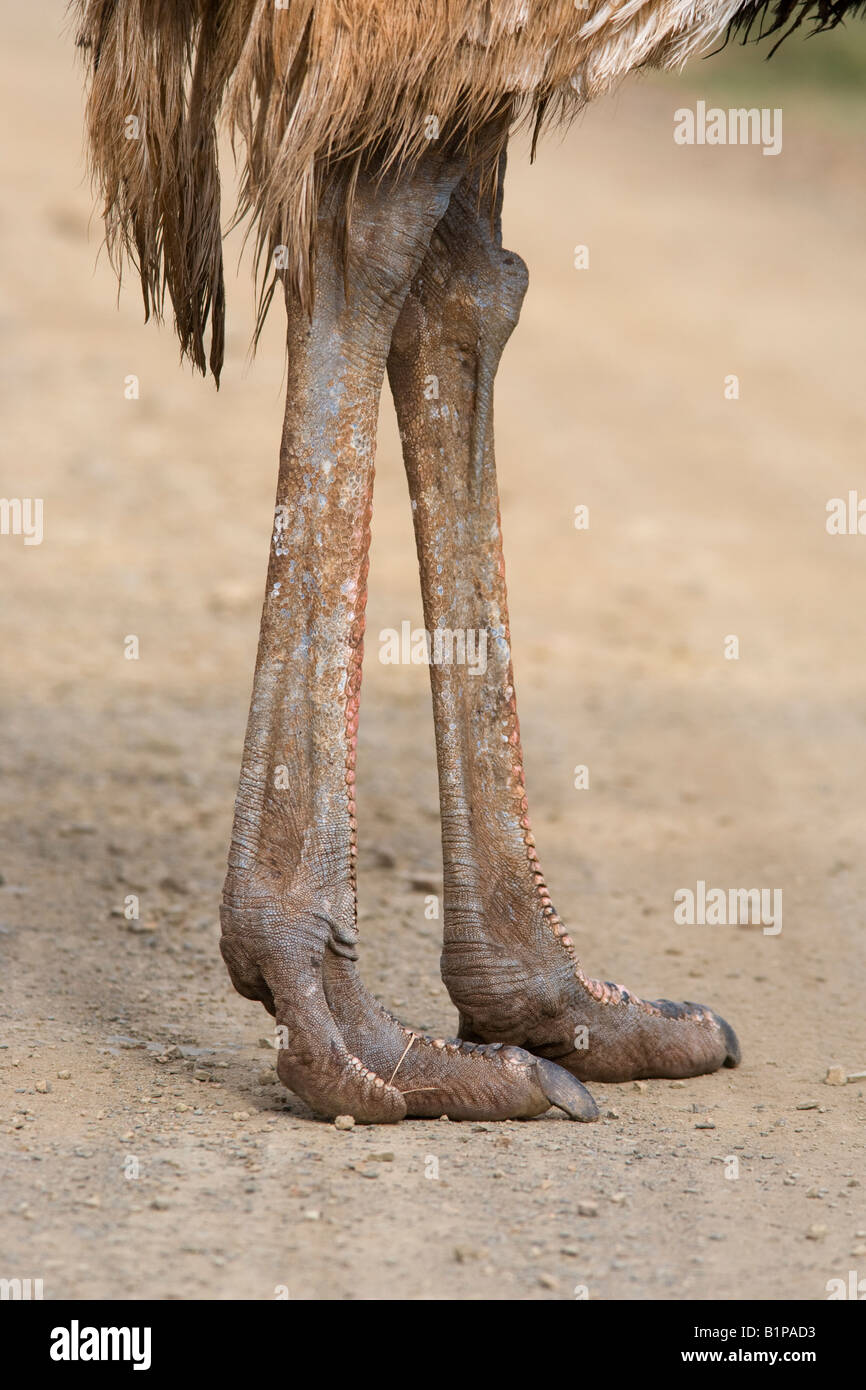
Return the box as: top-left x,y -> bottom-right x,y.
57,1070 -> 72,1081
851,1245 -> 866,1257
159,874 -> 188,895
150,1198 -> 170,1211
256,1070 -> 275,1087
303,1210 -> 320,1221
825,1066 -> 847,1086
368,1151 -> 394,1162
175,1102 -> 189,1113
796,1101 -> 819,1110
34,1081 -> 51,1094
610,1193 -> 626,1205
83,1195 -> 101,1208
334,1115 -> 355,1131
805,1224 -> 827,1240
669,1080 -> 686,1089
360,1167 -> 380,1179
453,1246 -> 478,1263
258,1037 -> 276,1050
695,1121 -> 716,1130
577,1200 -> 599,1218
605,1107 -> 620,1119
538,1273 -> 558,1290
409,874 -> 440,895
232,1111 -> 250,1122
370,848 -> 397,869
633,1081 -> 647,1092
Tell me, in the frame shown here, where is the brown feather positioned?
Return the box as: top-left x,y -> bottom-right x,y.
74,0 -> 766,380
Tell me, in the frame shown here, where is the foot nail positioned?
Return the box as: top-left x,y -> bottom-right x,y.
535,1058 -> 598,1121
715,1011 -> 741,1068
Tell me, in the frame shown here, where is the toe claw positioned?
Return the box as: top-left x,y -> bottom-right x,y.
535,1058 -> 599,1122
713,1010 -> 741,1068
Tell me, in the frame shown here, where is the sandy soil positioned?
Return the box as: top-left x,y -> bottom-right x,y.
2,3 -> 865,1301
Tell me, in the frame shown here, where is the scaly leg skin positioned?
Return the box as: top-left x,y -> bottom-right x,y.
219,161 -> 596,1123
387,168 -> 741,1084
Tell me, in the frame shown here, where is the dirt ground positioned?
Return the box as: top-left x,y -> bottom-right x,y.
2,4 -> 865,1301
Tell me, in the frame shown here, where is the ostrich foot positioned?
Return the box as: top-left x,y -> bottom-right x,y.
446,934 -> 740,1083
221,920 -> 597,1122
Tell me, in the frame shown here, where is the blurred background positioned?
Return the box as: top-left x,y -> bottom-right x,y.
1,2 -> 864,1300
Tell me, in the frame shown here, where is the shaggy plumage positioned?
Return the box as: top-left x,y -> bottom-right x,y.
74,0 -> 864,381
726,0 -> 866,50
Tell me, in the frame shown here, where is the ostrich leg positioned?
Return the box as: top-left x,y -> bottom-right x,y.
219,165 -> 596,1123
388,172 -> 740,1082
